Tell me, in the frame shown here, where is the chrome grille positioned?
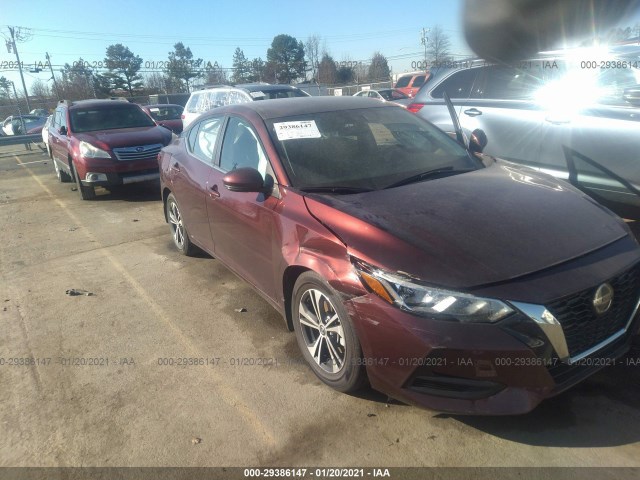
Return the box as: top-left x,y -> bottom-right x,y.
113,143 -> 163,161
546,263 -> 640,357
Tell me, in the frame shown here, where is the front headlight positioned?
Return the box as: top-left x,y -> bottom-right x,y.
79,141 -> 111,159
353,259 -> 513,323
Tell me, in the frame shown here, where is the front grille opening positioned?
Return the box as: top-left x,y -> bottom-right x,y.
408,374 -> 505,400
547,263 -> 640,358
113,143 -> 163,161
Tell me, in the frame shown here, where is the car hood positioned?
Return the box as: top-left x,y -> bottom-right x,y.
75,126 -> 171,148
303,162 -> 629,289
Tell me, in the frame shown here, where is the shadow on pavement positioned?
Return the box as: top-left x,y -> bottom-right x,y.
88,180 -> 162,203
445,340 -> 640,447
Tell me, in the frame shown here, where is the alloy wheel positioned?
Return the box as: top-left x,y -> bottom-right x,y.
298,289 -> 346,374
168,200 -> 185,249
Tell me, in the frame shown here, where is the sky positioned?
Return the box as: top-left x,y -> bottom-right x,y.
0,0 -> 467,93
1,0 -> 639,98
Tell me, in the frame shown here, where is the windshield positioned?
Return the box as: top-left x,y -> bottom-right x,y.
146,105 -> 183,120
70,105 -> 156,133
268,106 -> 477,190
185,89 -> 252,114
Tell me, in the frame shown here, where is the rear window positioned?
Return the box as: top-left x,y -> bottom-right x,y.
395,76 -> 412,88
413,75 -> 426,87
69,105 -> 156,133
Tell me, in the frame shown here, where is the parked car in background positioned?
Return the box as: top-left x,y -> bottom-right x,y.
183,85 -> 311,129
408,49 -> 640,219
48,99 -> 173,200
142,104 -> 184,134
394,72 -> 430,98
159,96 -> 640,414
42,115 -> 53,154
234,83 -> 311,100
30,108 -> 49,116
353,88 -> 411,107
2,115 -> 47,135
183,87 -> 253,129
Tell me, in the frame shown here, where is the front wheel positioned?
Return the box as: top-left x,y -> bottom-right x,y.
292,271 -> 366,393
166,193 -> 196,256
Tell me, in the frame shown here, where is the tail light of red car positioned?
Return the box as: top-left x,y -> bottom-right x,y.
406,103 -> 425,114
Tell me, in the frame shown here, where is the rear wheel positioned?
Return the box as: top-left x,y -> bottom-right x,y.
71,161 -> 95,200
166,193 -> 196,256
292,271 -> 366,393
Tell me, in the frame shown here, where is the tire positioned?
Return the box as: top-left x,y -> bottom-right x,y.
166,193 -> 197,256
53,157 -> 72,183
292,271 -> 366,393
71,161 -> 95,200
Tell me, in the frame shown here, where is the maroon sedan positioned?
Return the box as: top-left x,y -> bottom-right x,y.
158,96 -> 640,414
142,104 -> 184,134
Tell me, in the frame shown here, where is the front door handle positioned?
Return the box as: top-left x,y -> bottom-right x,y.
464,108 -> 482,117
171,162 -> 180,172
209,184 -> 220,198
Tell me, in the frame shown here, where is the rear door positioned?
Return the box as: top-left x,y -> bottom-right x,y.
539,64 -> 640,214
170,116 -> 224,253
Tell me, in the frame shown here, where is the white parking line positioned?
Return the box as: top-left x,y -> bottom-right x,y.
16,159 -> 49,165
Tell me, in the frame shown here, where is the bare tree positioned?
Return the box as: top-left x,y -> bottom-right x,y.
30,79 -> 51,100
427,25 -> 452,65
305,34 -> 321,81
144,72 -> 167,94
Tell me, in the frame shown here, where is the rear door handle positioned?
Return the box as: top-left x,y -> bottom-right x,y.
209,184 -> 220,198
464,108 -> 482,117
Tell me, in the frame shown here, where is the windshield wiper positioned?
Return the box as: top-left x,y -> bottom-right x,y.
384,167 -> 476,189
300,186 -> 374,194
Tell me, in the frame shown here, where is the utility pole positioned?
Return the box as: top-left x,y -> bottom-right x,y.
45,52 -> 61,100
420,28 -> 429,71
8,27 -> 31,111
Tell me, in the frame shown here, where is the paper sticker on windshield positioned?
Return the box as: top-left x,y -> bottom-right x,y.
150,108 -> 160,112
274,120 -> 321,141
250,91 -> 265,98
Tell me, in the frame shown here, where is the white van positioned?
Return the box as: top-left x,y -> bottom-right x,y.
182,87 -> 252,129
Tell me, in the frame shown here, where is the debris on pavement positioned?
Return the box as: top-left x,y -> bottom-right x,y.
191,437 -> 202,445
65,289 -> 94,297
234,308 -> 247,313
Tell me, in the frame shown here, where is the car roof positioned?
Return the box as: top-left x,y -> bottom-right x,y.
209,96 -> 395,120
144,104 -> 183,108
237,84 -> 300,92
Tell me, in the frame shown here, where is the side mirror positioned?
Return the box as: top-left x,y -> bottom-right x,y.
223,167 -> 266,193
59,126 -> 67,136
469,129 -> 488,154
623,86 -> 640,106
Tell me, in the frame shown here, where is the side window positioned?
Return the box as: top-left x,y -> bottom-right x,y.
431,69 -> 479,99
219,117 -> 270,179
190,117 -> 223,165
187,122 -> 201,152
477,66 -> 543,100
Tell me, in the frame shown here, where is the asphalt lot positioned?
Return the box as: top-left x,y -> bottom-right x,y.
0,143 -> 639,470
